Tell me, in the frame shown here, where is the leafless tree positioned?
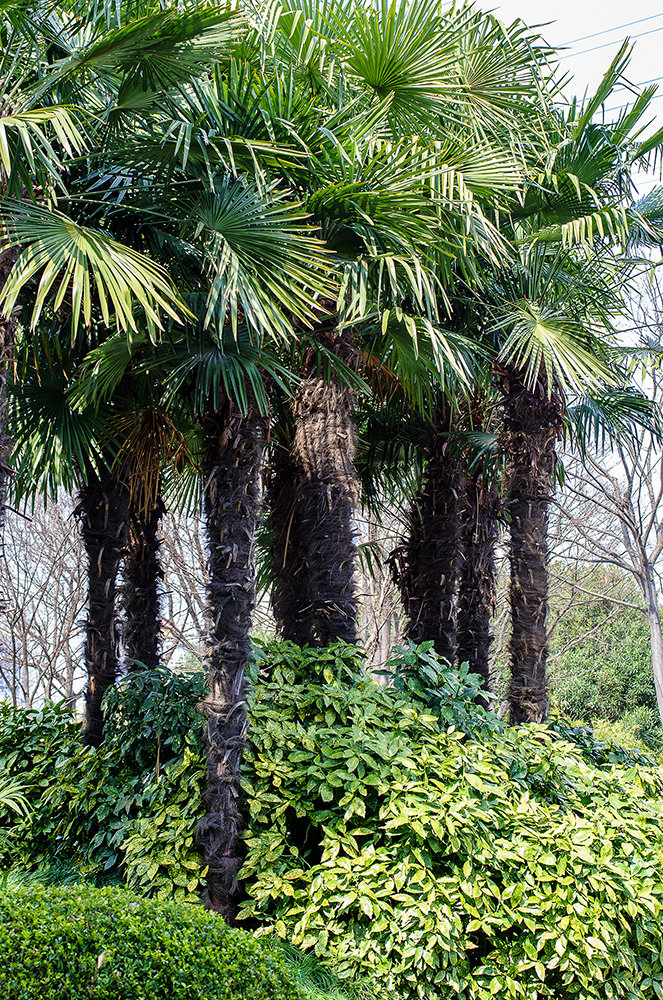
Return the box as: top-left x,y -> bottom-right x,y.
356,505 -> 404,674
550,281 -> 663,723
0,498 -> 86,707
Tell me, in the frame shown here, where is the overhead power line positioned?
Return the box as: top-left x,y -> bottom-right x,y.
605,92 -> 663,114
561,24 -> 663,60
562,13 -> 663,48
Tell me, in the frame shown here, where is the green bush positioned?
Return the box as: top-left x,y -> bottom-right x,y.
0,885 -> 304,1000
0,671 -> 207,900
547,588 -> 663,750
242,642 -> 663,999
3,643 -> 663,999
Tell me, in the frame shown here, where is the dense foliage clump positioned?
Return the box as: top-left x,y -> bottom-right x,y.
0,885 -> 304,1000
241,643 -> 663,999
548,580 -> 663,751
0,670 -> 207,900
2,643 -> 663,999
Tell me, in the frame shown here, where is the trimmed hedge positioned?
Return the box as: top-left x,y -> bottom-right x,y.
0,885 -> 304,1000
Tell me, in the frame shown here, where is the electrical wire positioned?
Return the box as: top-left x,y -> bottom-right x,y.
562,13 -> 663,48
561,24 -> 663,59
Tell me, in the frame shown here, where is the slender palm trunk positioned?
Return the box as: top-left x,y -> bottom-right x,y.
195,393 -> 263,921
456,476 -> 500,694
121,493 -> 165,672
76,471 -> 129,746
391,407 -> 466,665
0,249 -> 17,544
268,439 -> 315,645
269,326 -> 358,647
500,377 -> 561,724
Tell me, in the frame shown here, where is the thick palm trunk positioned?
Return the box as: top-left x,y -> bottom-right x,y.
269,326 -> 358,647
456,476 -> 500,693
391,409 -> 465,666
268,440 -> 316,645
76,471 -> 129,746
121,493 -> 165,672
195,393 -> 263,921
501,378 -> 561,724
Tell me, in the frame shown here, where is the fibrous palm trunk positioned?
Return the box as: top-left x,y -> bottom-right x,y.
456,475 -> 500,694
76,471 -> 129,746
121,493 -> 165,672
0,249 -> 17,543
195,393 -> 263,921
500,376 -> 561,724
269,326 -> 358,647
391,407 -> 466,666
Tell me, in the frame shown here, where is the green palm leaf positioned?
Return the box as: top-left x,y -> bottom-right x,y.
189,181 -> 337,339
495,299 -> 615,395
0,201 -> 186,334
45,5 -> 247,93
0,106 -> 86,193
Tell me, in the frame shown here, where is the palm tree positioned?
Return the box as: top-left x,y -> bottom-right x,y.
0,0 -> 229,628
389,42 -> 663,721
264,0 -> 549,647
391,397 -> 468,665
493,46 -> 663,721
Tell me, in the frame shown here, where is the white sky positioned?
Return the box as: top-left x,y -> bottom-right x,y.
487,1 -> 663,195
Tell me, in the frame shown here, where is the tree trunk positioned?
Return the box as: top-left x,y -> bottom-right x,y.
268,326 -> 358,647
0,249 -> 17,549
121,493 -> 165,672
268,439 -> 315,646
456,475 -> 500,695
195,393 -> 263,922
76,471 -> 129,746
391,407 -> 466,666
500,377 -> 561,724
643,565 -> 663,725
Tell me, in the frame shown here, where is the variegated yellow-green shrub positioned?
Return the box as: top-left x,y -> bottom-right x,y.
2,642 -> 663,999
241,642 -> 663,1000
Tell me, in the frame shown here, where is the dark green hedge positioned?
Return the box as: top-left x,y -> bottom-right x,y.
0,885 -> 304,1000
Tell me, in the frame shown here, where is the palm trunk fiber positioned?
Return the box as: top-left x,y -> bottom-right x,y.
268,326 -> 358,647
456,476 -> 500,694
195,393 -> 263,922
0,249 -> 17,547
501,377 -> 561,724
76,471 -> 129,746
121,493 -> 165,672
391,408 -> 466,666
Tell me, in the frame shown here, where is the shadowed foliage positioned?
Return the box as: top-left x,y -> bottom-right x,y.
76,470 -> 129,746
500,374 -> 562,723
269,326 -> 358,647
195,392 -> 264,921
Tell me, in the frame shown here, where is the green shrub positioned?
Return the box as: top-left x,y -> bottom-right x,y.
548,590 -> 663,750
0,885 -> 304,1000
3,643 -> 663,999
242,642 -> 663,999
0,671 -> 207,900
